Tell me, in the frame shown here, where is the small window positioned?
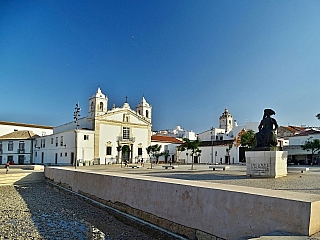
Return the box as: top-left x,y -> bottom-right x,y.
146,110 -> 149,118
0,142 -> 2,151
51,138 -> 53,144
35,152 -> 38,157
138,148 -> 142,156
55,137 -> 58,147
60,153 -> 62,157
84,135 -> 89,140
60,136 -> 63,146
8,141 -> 13,151
65,152 -> 67,157
106,146 -> 112,155
216,136 -> 218,140
220,136 -> 223,140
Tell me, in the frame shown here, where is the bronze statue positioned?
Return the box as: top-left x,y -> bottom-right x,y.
255,109 -> 278,148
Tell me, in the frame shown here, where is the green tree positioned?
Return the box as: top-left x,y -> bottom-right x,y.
183,137 -> 201,170
116,145 -> 122,166
176,145 -> 186,164
146,144 -> 162,169
302,137 -> 320,164
316,113 -> 320,120
240,129 -> 256,149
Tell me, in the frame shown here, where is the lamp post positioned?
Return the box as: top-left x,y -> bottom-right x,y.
211,127 -> 213,164
74,102 -> 81,169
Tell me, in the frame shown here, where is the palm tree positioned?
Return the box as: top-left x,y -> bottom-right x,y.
176,145 -> 185,164
316,113 -> 320,121
146,144 -> 162,169
183,137 -> 201,170
116,145 -> 122,167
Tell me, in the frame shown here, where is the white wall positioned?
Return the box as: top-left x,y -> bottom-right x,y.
0,122 -> 53,137
33,130 -> 94,165
0,139 -> 33,164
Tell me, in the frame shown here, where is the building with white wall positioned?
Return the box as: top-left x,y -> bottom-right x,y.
285,130 -> 320,164
34,88 -> 152,165
0,121 -> 53,137
150,135 -> 183,163
0,130 -> 37,165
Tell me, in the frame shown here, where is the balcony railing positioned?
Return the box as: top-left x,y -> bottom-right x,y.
117,136 -> 135,142
17,149 -> 25,153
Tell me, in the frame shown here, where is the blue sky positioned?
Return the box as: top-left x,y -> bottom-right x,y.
1,1 -> 320,133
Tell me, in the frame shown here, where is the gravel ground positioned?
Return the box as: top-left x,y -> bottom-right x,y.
0,182 -> 173,240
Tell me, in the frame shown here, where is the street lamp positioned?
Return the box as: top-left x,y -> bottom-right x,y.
74,102 -> 81,169
211,127 -> 213,164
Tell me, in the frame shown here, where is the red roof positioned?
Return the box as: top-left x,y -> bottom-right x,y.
151,135 -> 183,144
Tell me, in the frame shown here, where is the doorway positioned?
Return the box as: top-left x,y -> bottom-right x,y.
70,152 -> 74,165
18,155 -> 24,164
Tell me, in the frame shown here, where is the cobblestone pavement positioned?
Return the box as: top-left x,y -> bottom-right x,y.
0,182 -> 172,240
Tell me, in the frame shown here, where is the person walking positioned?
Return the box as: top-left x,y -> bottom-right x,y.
5,161 -> 10,174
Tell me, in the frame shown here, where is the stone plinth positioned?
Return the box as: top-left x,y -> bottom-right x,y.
246,151 -> 287,178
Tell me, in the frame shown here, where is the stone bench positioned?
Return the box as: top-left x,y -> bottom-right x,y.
288,167 -> 310,173
128,165 -> 140,169
209,166 -> 230,171
162,165 -> 176,169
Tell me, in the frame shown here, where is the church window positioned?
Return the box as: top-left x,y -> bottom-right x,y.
60,136 -> 63,146
55,137 -> 58,147
138,110 -> 141,115
99,102 -> 103,111
146,110 -> 149,118
90,102 -> 94,111
106,146 -> 112,155
123,127 -> 130,139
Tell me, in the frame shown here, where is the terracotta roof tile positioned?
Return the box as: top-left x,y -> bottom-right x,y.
151,135 -> 183,144
0,130 -> 38,140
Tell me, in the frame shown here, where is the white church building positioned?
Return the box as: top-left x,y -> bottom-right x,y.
33,88 -> 152,165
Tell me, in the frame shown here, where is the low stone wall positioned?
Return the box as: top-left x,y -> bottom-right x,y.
45,167 -> 320,239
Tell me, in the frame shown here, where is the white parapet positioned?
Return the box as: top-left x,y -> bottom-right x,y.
45,166 -> 320,239
246,151 -> 288,178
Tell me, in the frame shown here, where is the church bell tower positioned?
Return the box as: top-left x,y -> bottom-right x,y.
88,87 -> 108,118
219,108 -> 233,133
136,96 -> 152,123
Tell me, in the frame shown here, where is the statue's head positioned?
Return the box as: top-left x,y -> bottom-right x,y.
264,108 -> 275,117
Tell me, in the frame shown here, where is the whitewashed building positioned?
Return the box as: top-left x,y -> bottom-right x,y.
285,130 -> 320,164
34,88 -> 152,165
0,121 -> 53,137
0,130 -> 37,165
150,135 -> 183,163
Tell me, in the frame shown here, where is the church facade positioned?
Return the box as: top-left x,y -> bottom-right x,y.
33,88 -> 152,165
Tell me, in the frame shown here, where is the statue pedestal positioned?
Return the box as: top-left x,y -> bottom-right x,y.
245,151 -> 288,178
